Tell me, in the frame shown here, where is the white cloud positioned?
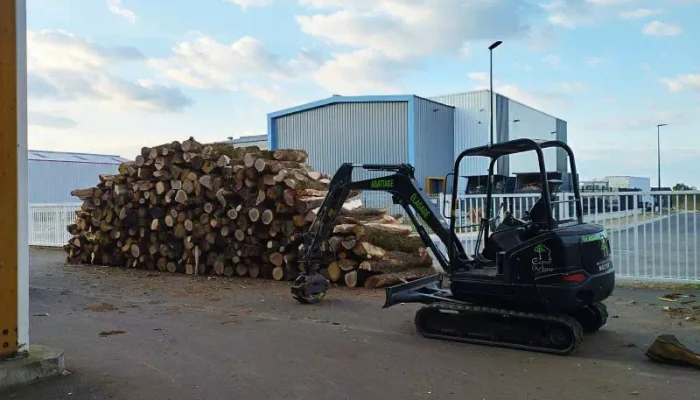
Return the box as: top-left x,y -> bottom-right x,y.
466,73 -> 571,111
106,0 -> 136,24
496,84 -> 571,112
515,62 -> 532,71
459,42 -> 472,59
239,82 -> 292,104
541,0 -> 598,29
559,81 -> 589,92
149,34 -> 320,93
29,111 -> 78,129
586,57 -> 602,67
467,72 -> 489,82
27,29 -> 143,73
296,0 -> 536,92
226,0 -> 273,10
543,54 -> 565,68
314,49 -> 407,95
297,1 -> 533,59
586,0 -> 634,5
660,74 -> 700,93
542,0 -> 637,29
619,8 -> 662,19
583,110 -> 685,132
28,29 -> 192,113
643,21 -> 682,36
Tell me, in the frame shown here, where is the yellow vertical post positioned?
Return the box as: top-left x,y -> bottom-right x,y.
0,0 -> 20,358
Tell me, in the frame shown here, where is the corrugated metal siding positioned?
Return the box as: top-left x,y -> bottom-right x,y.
556,118 -> 568,173
495,94 -> 509,175
428,91 -> 492,178
29,160 -> 120,203
28,150 -> 127,164
275,102 -> 409,210
507,99 -> 558,174
414,97 -> 454,190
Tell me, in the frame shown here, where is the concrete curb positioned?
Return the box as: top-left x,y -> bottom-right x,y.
0,345 -> 66,392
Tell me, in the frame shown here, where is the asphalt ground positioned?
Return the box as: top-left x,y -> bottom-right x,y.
4,248 -> 700,400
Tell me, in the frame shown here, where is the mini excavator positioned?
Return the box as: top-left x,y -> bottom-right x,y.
290,138 -> 615,355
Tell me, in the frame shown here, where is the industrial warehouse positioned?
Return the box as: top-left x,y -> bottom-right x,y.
267,90 -> 571,196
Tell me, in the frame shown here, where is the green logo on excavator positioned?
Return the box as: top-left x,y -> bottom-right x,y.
580,231 -> 607,243
370,179 -> 394,189
410,193 -> 431,219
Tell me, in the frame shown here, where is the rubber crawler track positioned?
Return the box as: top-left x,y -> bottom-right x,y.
414,302 -> 584,355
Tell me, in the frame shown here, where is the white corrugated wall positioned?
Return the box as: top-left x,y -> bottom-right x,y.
428,90 -> 493,178
29,160 -> 120,203
507,99 -> 558,174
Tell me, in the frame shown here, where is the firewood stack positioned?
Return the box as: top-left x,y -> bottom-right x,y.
63,137 -> 435,289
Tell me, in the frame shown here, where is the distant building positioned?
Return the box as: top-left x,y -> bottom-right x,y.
580,180 -> 610,192
221,134 -> 268,150
29,150 -> 129,203
605,176 -> 651,192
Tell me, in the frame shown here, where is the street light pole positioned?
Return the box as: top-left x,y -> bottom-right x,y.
657,123 -> 667,190
489,40 -> 502,147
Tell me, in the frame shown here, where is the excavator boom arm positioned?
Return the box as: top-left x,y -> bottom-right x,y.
299,163 -> 468,276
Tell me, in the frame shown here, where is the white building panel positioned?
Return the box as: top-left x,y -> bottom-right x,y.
429,90 -> 495,178
28,150 -> 127,203
507,99 -> 558,174
222,134 -> 268,150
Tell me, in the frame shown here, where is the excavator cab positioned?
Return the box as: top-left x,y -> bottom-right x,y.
482,178 -> 562,261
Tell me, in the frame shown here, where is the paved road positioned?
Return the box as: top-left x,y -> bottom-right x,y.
608,212 -> 700,280
4,249 -> 700,399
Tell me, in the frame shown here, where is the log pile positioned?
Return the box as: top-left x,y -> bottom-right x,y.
62,137 -> 435,289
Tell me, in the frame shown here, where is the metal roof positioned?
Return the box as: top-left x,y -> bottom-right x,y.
428,89 -> 561,121
268,95 -> 418,119
222,134 -> 268,145
28,149 -> 129,165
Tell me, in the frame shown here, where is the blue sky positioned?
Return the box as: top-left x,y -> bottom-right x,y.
26,0 -> 700,187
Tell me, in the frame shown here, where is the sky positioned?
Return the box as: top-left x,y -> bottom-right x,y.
26,0 -> 700,188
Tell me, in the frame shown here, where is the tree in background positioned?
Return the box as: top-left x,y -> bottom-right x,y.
673,183 -> 697,191
671,183 -> 699,211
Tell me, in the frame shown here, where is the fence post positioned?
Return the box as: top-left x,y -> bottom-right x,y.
438,192 -> 445,218
633,194 -> 639,278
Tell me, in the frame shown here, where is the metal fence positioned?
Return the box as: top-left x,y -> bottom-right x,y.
28,191 -> 700,282
28,203 -> 81,247
362,190 -> 700,283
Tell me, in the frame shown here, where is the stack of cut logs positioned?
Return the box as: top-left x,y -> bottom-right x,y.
63,137 -> 435,289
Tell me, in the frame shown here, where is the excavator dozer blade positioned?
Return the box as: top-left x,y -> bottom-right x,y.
383,273 -> 447,308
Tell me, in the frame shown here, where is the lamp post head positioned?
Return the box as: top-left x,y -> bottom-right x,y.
489,41 -> 503,50
657,123 -> 668,128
